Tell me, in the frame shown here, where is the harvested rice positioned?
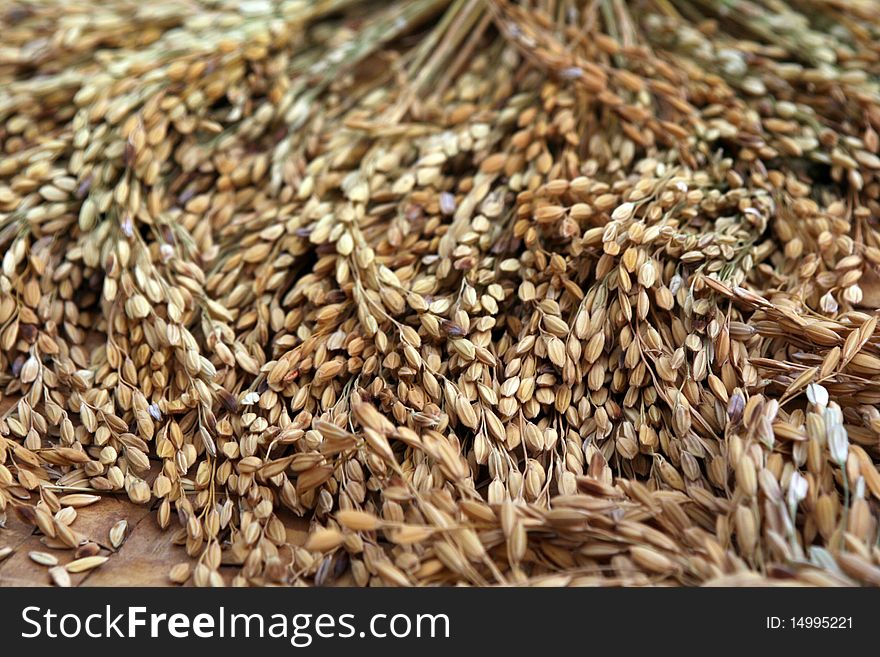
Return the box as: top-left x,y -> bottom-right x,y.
1,0 -> 880,587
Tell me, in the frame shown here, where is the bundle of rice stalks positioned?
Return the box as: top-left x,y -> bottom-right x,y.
2,0 -> 880,587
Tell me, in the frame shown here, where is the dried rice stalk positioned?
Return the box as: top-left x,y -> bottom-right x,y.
2,0 -> 880,587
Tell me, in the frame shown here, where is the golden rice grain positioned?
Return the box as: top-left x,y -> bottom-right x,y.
0,0 -> 879,591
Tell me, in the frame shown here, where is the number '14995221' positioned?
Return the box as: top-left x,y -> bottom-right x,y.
766,617 -> 852,629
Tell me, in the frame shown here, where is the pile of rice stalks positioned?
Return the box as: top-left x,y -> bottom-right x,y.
2,0 -> 880,586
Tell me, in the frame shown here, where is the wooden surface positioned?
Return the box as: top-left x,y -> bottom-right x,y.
0,393 -> 316,586
1,442 -> 193,587
0,495 -> 171,587
1,483 -> 313,587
